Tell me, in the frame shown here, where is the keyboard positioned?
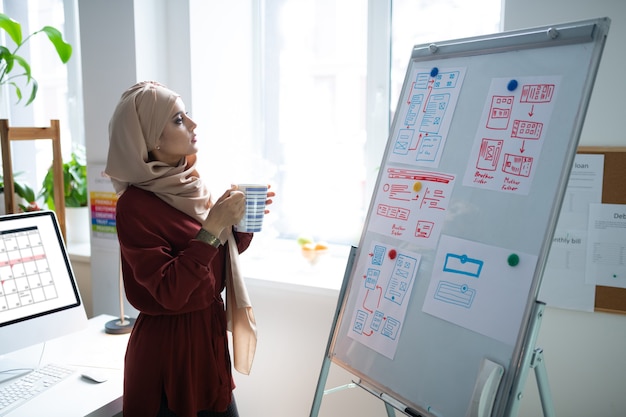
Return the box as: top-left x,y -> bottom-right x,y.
0,364 -> 75,416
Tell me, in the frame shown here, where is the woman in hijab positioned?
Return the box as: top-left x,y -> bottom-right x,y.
106,81 -> 272,417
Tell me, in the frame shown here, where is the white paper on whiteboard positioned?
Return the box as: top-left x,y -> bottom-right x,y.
423,235 -> 538,346
347,240 -> 422,359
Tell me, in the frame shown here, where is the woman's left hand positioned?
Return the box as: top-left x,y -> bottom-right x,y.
265,184 -> 275,215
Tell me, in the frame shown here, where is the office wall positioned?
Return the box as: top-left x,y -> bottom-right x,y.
79,0 -> 138,319
79,0 -> 193,319
78,0 -> 626,416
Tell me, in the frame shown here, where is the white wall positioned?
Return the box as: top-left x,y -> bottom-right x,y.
78,1 -> 626,416
78,0 -> 138,318
78,0 -> 193,319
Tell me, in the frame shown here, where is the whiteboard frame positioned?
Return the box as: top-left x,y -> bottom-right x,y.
324,17 -> 610,417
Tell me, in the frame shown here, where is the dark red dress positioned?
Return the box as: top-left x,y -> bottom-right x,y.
116,186 -> 252,417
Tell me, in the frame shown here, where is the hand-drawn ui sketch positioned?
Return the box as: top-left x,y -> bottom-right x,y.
432,253 -> 484,309
347,241 -> 422,359
463,76 -> 561,195
388,67 -> 466,168
368,167 -> 455,248
423,235 -> 538,346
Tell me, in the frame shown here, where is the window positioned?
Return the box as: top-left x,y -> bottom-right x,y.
2,0 -> 500,243
189,0 -> 503,248
1,0 -> 82,201
390,0 -> 502,115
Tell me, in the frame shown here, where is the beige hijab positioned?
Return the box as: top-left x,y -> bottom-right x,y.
105,81 -> 210,222
106,81 -> 257,374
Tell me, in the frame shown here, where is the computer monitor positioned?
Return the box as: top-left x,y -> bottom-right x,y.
0,210 -> 87,377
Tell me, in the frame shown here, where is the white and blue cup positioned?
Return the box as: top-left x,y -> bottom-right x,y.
234,184 -> 268,233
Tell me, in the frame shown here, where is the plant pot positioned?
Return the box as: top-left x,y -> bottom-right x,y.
65,206 -> 89,244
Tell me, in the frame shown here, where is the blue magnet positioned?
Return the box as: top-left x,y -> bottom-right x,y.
430,67 -> 439,77
507,79 -> 518,91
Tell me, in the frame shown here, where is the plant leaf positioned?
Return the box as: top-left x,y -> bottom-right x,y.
8,81 -> 23,103
0,15 -> 71,107
14,182 -> 36,202
12,55 -> 32,79
0,45 -> 11,61
40,26 -> 72,63
8,55 -> 36,105
3,52 -> 14,73
24,78 -> 37,106
38,149 -> 88,209
0,13 -> 22,45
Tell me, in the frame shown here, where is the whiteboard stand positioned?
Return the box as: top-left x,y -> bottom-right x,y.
309,247 -> 359,417
530,348 -> 555,417
384,402 -> 397,417
502,300 -> 559,417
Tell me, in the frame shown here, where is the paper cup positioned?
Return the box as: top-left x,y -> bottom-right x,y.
234,184 -> 268,233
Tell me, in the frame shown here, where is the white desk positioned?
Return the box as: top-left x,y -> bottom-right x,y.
1,314 -> 129,417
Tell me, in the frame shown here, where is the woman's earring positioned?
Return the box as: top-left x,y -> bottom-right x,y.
156,146 -> 161,150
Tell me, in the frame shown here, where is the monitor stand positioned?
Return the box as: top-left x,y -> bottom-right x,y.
0,357 -> 34,384
0,342 -> 45,384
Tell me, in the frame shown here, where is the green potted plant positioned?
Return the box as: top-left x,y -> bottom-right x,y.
0,172 -> 40,212
39,149 -> 87,210
0,12 -> 72,105
39,149 -> 88,243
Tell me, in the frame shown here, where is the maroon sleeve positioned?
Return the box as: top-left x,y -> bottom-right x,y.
116,188 -> 225,314
233,230 -> 253,253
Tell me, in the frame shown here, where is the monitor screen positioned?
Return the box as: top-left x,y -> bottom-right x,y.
0,211 -> 87,359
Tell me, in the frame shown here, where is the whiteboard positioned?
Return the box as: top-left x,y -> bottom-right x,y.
329,18 -> 610,417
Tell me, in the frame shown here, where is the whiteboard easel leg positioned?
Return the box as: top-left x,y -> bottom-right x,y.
309,246 -> 359,417
310,355 -> 331,417
531,348 -> 556,417
385,402 -> 397,417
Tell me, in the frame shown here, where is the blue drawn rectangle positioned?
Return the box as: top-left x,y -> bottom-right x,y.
433,71 -> 460,89
372,245 -> 386,266
443,253 -> 483,277
434,281 -> 475,308
385,254 -> 417,305
381,316 -> 400,340
353,309 -> 368,334
404,103 -> 419,126
420,93 -> 450,134
416,135 -> 442,162
365,268 -> 380,290
393,129 -> 414,155
370,311 -> 384,332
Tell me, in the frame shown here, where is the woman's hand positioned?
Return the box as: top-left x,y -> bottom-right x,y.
264,184 -> 275,215
202,186 -> 245,238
